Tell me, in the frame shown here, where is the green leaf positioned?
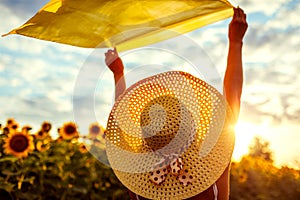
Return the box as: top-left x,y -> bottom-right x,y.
2,169 -> 21,176
0,181 -> 15,193
0,156 -> 18,163
71,186 -> 88,194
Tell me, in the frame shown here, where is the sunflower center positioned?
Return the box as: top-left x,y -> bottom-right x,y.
10,134 -> 29,152
65,126 -> 76,135
12,125 -> 18,129
42,123 -> 51,132
91,126 -> 100,134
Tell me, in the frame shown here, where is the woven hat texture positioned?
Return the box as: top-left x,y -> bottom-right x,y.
106,71 -> 235,199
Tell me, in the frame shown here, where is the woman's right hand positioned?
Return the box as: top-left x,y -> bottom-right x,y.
228,7 -> 248,44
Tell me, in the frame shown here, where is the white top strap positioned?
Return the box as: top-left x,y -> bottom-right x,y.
213,183 -> 218,200
136,194 -> 140,200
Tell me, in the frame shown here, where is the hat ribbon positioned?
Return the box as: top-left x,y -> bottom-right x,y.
149,153 -> 194,186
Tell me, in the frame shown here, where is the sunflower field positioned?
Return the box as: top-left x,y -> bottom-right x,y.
1,119 -> 300,200
0,118 -> 129,200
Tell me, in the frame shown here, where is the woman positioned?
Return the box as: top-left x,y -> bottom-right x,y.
105,7 -> 247,200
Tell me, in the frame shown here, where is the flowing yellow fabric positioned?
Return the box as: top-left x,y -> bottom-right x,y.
4,0 -> 233,51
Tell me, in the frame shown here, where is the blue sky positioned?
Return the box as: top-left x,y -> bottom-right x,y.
1,0 -> 300,168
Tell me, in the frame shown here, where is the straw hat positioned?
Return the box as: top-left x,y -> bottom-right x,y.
106,71 -> 235,199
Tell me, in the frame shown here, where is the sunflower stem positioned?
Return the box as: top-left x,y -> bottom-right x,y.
17,174 -> 25,190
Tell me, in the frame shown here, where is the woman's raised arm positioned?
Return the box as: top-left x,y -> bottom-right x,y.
105,48 -> 126,101
224,7 -> 248,122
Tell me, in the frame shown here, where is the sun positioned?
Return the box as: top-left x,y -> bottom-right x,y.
232,120 -> 270,162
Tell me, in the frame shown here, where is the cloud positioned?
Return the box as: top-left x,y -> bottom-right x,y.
186,0 -> 300,126
239,0 -> 288,16
1,0 -> 48,19
0,95 -> 74,134
264,1 -> 300,29
1,0 -> 300,168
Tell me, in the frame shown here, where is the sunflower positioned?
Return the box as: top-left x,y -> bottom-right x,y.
35,130 -> 49,140
2,127 -> 9,135
0,124 -> 3,134
55,136 -> 64,143
3,132 -> 34,158
5,118 -> 19,134
6,118 -> 15,126
41,121 -> 52,132
36,139 -> 50,152
10,123 -> 19,132
78,143 -> 88,153
88,122 -> 104,139
22,125 -> 32,134
59,122 -> 79,140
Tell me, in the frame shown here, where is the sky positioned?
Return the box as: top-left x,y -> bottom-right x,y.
0,0 -> 300,169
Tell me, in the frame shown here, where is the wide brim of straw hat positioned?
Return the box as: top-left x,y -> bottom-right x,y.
106,71 -> 235,199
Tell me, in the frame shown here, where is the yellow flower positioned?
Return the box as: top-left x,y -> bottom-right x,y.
78,143 -> 88,153
35,130 -> 49,140
5,118 -> 19,134
0,124 -> 3,135
6,118 -> 15,127
7,118 -> 18,129
3,132 -> 34,158
22,125 -> 32,134
55,136 -> 64,143
238,173 -> 248,183
36,139 -> 50,152
41,121 -> 52,132
2,127 -> 9,135
88,122 -> 104,139
59,122 -> 79,140
10,124 -> 19,134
